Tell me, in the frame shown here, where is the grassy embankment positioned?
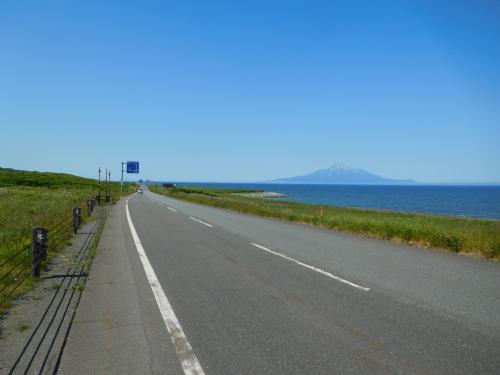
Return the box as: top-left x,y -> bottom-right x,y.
150,185 -> 500,259
0,167 -> 136,313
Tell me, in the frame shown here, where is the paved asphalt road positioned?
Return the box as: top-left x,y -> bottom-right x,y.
63,187 -> 500,374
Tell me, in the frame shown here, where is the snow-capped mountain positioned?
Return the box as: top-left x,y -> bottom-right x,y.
269,163 -> 416,184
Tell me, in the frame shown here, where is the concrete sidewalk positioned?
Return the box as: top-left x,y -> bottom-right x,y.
58,198 -> 183,375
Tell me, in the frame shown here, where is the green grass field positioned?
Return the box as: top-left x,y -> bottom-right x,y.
0,167 -> 136,314
150,185 -> 500,259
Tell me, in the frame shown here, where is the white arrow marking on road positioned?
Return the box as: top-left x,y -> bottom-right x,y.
251,243 -> 370,292
126,198 -> 205,375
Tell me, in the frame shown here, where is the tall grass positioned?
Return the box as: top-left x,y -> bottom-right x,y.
150,185 -> 500,259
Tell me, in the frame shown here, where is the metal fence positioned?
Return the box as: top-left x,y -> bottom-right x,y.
1,194 -> 109,374
0,194 -> 99,309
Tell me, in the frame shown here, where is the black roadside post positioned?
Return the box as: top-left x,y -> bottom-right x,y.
73,207 -> 81,234
32,227 -> 48,278
87,199 -> 93,216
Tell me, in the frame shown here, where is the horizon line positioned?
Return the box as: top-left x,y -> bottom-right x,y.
140,180 -> 500,186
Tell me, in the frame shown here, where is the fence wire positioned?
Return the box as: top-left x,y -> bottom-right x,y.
7,203 -> 108,375
0,197 -> 94,308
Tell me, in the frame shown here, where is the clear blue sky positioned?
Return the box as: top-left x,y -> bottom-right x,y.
1,0 -> 499,183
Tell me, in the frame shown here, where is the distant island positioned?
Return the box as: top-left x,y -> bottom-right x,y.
267,163 -> 416,185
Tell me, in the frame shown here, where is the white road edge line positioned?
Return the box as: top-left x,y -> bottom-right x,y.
189,217 -> 214,228
167,206 -> 178,213
126,198 -> 205,375
251,243 -> 370,292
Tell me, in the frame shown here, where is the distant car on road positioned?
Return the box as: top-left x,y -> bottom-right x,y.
137,187 -> 143,195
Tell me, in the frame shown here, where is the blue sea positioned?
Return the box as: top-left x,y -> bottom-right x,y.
166,183 -> 500,220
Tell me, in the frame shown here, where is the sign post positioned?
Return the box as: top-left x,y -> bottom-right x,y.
121,162 -> 125,192
122,162 -> 139,192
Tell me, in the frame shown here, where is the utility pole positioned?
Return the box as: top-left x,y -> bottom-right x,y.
121,162 -> 125,192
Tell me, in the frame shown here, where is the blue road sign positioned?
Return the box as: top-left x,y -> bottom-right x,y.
126,161 -> 139,174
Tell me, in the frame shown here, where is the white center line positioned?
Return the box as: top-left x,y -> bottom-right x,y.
167,206 -> 178,213
189,217 -> 214,228
126,198 -> 205,374
251,243 -> 370,292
